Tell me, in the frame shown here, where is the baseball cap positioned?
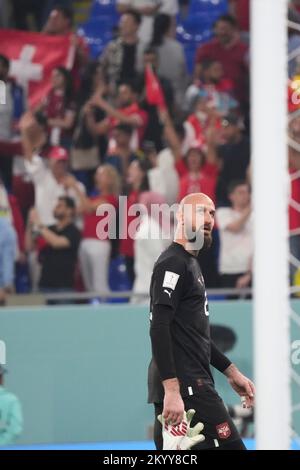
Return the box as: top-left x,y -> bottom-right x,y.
48,146 -> 68,161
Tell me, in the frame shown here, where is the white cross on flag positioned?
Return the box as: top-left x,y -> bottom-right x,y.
0,29 -> 73,108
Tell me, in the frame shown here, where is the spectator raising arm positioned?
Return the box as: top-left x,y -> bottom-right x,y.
90,94 -> 145,128
27,208 -> 71,249
223,206 -> 251,233
63,174 -> 108,214
19,112 -> 47,161
158,108 -> 182,162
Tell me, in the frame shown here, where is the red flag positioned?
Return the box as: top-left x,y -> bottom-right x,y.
0,29 -> 73,108
145,64 -> 166,111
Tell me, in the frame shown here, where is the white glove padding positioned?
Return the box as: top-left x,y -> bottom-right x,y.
157,409 -> 205,450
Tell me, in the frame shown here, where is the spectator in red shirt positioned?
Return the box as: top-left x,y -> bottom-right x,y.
69,164 -> 120,294
120,159 -> 150,284
178,143 -> 218,203
87,80 -> 148,153
185,59 -> 238,115
158,107 -> 219,179
185,94 -> 221,149
195,14 -> 248,108
8,194 -> 25,258
229,0 -> 249,34
291,0 -> 300,14
34,66 -> 76,148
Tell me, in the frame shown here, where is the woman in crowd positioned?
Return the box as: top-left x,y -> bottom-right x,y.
34,66 -> 76,148
178,143 -> 218,202
119,159 -> 150,285
70,164 -> 120,294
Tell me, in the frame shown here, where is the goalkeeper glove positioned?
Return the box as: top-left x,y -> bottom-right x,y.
157,409 -> 205,450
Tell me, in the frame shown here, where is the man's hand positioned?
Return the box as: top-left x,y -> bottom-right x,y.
162,378 -> 184,425
19,111 -> 47,157
225,364 -> 255,408
90,93 -> 106,109
63,174 -> 78,190
158,409 -> 205,450
163,390 -> 185,426
235,272 -> 251,289
28,207 -> 41,226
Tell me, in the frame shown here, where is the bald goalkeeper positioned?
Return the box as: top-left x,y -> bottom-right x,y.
148,193 -> 255,450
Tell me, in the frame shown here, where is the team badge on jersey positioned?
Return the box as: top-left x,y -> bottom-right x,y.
216,422 -> 231,439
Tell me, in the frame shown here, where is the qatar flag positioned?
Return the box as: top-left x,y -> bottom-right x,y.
0,29 -> 73,108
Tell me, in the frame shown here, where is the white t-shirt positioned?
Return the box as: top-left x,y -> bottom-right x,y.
148,148 -> 179,205
117,0 -> 159,43
0,82 -> 13,139
216,207 -> 253,274
159,0 -> 179,15
132,213 -> 170,301
24,154 -> 85,226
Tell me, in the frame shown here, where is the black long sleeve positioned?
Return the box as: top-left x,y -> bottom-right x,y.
210,340 -> 232,373
150,303 -> 177,381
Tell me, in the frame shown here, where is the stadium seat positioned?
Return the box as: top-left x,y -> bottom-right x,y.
77,17 -> 117,58
108,255 -> 132,303
189,0 -> 228,15
15,262 -> 31,294
89,0 -> 118,20
176,14 -> 213,45
184,44 -> 198,74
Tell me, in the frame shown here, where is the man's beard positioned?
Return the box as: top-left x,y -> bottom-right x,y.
203,234 -> 212,250
187,232 -> 212,251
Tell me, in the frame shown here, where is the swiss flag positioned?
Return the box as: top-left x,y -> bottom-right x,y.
0,29 -> 73,108
145,64 -> 166,111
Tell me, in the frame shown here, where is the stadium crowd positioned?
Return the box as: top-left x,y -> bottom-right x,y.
0,0 -> 299,305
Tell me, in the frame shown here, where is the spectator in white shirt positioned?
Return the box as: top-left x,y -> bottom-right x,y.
147,145 -> 179,206
132,191 -> 171,302
24,146 -> 85,226
159,0 -> 179,16
20,113 -> 85,226
216,180 -> 252,290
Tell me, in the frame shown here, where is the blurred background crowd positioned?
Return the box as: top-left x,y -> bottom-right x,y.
0,0 -> 299,305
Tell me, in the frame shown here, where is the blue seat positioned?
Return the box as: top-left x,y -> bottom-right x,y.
89,0 -> 118,20
177,14 -> 214,45
189,0 -> 228,15
108,255 -> 132,303
184,44 -> 198,74
77,17 -> 116,58
15,262 -> 31,294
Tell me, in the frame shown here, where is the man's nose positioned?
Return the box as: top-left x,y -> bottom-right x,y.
204,213 -> 213,227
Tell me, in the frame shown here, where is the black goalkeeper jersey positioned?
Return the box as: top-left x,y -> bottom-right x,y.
148,242 -> 214,404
